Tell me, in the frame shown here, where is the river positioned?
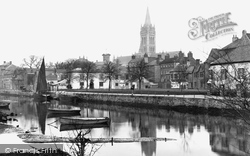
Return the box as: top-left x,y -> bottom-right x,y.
0,95 -> 249,156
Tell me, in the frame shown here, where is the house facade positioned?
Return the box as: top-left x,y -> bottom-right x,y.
159,51 -> 197,89
208,30 -> 250,95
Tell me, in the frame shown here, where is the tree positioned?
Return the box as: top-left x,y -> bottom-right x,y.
22,55 -> 42,72
77,61 -> 97,90
55,59 -> 78,89
102,61 -> 120,91
45,62 -> 55,68
127,59 -> 150,90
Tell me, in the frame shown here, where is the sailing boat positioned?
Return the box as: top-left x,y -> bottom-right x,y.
35,58 -> 50,100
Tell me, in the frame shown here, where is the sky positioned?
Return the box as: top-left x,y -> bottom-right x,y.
0,0 -> 248,66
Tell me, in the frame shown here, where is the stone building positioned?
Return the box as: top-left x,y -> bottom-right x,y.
138,8 -> 156,57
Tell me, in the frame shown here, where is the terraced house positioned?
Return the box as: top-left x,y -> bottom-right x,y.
159,51 -> 197,89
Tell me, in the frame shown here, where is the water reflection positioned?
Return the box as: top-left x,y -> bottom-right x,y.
0,95 -> 250,156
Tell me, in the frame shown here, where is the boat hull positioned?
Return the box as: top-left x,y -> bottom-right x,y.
59,117 -> 110,125
0,102 -> 10,109
48,109 -> 81,114
47,111 -> 81,118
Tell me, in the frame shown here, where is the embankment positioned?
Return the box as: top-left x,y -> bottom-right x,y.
0,89 -> 34,97
52,91 -> 228,113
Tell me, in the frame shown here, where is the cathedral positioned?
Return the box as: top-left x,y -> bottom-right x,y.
138,8 -> 156,57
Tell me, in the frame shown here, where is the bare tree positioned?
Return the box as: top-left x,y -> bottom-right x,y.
127,59 -> 150,90
77,61 -> 97,90
46,62 -> 55,68
54,59 -> 78,89
102,61 -> 120,91
22,55 -> 42,72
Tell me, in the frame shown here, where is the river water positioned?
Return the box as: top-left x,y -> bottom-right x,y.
0,95 -> 249,156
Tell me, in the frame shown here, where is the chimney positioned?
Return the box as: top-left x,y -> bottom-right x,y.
179,51 -> 184,59
157,55 -> 161,64
242,30 -> 247,36
196,59 -> 200,65
165,54 -> 170,60
188,51 -> 193,58
102,54 -> 110,62
232,35 -> 238,42
3,61 -> 6,64
144,53 -> 148,63
10,61 -> 12,64
132,55 -> 136,59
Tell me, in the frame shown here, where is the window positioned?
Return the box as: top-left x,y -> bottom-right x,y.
115,75 -> 119,79
221,69 -> 227,80
174,74 -> 178,80
194,72 -> 198,78
99,82 -> 103,87
238,68 -> 245,79
209,70 -> 214,79
200,72 -> 204,77
115,83 -> 118,86
125,83 -> 129,86
200,80 -> 203,88
239,140 -> 246,152
221,137 -> 229,148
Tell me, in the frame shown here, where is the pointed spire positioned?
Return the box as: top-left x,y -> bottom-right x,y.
144,7 -> 151,26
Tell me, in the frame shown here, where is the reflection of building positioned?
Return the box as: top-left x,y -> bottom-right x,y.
139,115 -> 157,156
210,123 -> 250,156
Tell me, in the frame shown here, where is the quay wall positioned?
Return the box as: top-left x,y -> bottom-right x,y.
0,89 -> 34,97
52,91 -> 228,110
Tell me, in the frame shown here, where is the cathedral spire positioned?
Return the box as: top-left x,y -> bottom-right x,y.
144,7 -> 151,26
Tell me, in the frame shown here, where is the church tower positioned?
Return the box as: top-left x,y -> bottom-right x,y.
138,8 -> 156,57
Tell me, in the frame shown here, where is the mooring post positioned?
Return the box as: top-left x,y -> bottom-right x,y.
111,137 -> 114,146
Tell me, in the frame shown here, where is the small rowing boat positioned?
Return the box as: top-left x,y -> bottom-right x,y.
0,101 -> 10,109
47,108 -> 81,114
59,117 -> 110,125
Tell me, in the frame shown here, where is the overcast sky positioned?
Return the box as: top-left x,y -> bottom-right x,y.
0,0 -> 248,66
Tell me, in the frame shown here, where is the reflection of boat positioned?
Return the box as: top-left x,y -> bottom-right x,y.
47,104 -> 81,117
60,123 -> 109,131
47,111 -> 80,118
48,108 -> 81,114
59,117 -> 110,125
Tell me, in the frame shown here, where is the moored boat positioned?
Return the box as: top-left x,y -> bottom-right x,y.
0,102 -> 10,109
47,110 -> 80,118
59,117 -> 110,125
47,108 -> 81,114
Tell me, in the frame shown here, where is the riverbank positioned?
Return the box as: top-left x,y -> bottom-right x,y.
0,89 -> 34,97
51,90 -> 228,110
0,89 -> 228,110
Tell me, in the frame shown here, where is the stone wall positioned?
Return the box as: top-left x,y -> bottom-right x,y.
57,92 -> 228,109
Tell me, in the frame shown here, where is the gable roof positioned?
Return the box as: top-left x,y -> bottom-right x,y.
171,64 -> 186,72
186,66 -> 195,74
159,57 -> 177,64
210,30 -> 250,65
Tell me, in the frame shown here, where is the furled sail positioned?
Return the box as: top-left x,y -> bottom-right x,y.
36,58 -> 47,94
